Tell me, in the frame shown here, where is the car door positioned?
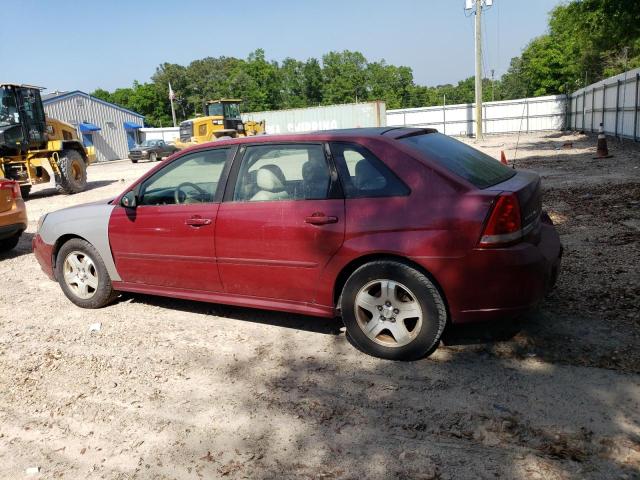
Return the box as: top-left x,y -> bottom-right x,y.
109,147 -> 233,291
157,140 -> 169,157
215,143 -> 345,303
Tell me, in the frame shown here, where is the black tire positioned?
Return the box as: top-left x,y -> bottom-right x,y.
340,261 -> 447,360
150,152 -> 158,162
0,233 -> 20,252
131,159 -> 138,164
55,238 -> 118,308
56,149 -> 87,194
19,185 -> 31,199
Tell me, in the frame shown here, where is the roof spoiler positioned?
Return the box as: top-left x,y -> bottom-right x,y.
393,128 -> 439,139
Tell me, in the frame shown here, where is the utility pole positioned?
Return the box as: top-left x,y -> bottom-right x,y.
168,82 -> 177,128
491,69 -> 495,102
474,0 -> 483,140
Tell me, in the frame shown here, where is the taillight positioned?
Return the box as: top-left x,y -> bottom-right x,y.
478,193 -> 522,247
0,180 -> 21,199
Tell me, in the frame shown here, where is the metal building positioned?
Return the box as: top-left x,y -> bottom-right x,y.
42,91 -> 144,162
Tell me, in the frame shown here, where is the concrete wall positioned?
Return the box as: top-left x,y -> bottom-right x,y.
568,67 -> 640,140
43,93 -> 144,161
387,95 -> 567,136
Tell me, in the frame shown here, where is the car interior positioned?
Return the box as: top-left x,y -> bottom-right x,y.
234,147 -> 331,202
137,151 -> 227,205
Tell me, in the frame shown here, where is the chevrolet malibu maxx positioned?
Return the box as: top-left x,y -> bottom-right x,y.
33,128 -> 561,360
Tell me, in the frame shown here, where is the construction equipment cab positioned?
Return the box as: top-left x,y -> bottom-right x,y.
0,84 -> 94,198
176,99 -> 265,149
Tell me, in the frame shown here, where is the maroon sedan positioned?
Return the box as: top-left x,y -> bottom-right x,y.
33,128 -> 561,360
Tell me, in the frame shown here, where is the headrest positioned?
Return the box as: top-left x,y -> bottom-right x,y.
302,159 -> 326,181
256,164 -> 286,192
355,160 -> 385,190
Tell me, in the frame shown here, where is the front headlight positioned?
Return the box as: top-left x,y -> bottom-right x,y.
37,213 -> 48,232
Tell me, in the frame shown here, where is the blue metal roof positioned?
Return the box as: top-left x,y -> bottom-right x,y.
42,90 -> 145,119
79,122 -> 101,133
123,121 -> 143,130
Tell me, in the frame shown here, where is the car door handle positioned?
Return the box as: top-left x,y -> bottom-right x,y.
185,216 -> 212,227
305,213 -> 338,225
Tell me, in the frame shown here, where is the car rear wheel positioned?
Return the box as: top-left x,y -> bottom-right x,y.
340,261 -> 447,360
55,238 -> 118,308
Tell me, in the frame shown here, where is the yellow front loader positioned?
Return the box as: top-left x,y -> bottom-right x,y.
174,99 -> 265,149
0,84 -> 95,198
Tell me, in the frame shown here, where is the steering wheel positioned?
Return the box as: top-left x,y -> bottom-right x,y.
174,182 -> 208,204
0,111 -> 13,123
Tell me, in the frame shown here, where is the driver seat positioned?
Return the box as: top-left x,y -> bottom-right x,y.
250,165 -> 290,201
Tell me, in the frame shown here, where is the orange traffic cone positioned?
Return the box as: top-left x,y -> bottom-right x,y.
500,150 -> 508,165
594,123 -> 613,159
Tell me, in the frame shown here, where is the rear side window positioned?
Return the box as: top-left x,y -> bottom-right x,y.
233,144 -> 332,202
330,143 -> 409,198
400,133 -> 515,188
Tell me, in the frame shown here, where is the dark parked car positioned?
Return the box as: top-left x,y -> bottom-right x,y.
128,139 -> 178,163
34,128 -> 562,360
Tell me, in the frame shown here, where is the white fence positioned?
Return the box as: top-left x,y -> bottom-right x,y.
568,67 -> 640,140
386,95 -> 567,136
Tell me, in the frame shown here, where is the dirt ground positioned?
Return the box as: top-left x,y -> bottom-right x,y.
1,131 -> 639,479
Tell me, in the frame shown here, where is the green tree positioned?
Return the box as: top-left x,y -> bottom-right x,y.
500,0 -> 640,96
322,50 -> 368,104
302,58 -> 324,105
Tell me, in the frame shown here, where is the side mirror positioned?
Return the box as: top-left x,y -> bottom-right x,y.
120,191 -> 138,208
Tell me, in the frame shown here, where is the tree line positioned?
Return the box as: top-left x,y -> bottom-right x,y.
92,0 -> 639,127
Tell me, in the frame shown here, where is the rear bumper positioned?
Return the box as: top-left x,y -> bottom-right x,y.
33,234 -> 56,280
0,198 -> 28,239
425,222 -> 562,324
0,222 -> 26,240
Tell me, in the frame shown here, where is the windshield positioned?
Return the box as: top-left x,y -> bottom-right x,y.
206,103 -> 224,117
400,132 -> 516,188
135,140 -> 156,148
0,87 -> 20,127
224,103 -> 241,119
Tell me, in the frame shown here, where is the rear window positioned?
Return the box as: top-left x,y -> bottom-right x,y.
400,133 -> 515,188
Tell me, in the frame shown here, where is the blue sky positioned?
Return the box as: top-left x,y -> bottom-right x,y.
2,0 -> 563,94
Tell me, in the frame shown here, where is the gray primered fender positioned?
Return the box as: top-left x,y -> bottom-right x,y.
38,201 -> 121,281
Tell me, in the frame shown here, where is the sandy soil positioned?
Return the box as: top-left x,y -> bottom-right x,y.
0,132 -> 639,479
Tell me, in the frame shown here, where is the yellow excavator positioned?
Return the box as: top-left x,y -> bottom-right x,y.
0,83 -> 95,198
174,99 -> 265,149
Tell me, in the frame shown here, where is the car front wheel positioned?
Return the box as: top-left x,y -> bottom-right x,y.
340,261 -> 447,360
55,238 -> 118,308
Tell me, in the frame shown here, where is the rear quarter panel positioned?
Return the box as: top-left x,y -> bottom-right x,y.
316,137 -> 497,308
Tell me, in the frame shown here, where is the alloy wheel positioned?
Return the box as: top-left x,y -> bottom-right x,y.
63,251 -> 99,299
354,279 -> 423,347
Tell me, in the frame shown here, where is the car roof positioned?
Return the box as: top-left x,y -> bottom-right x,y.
181,127 -> 437,154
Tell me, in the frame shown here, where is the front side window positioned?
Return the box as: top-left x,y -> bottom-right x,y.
0,87 -> 19,127
330,143 -> 409,198
234,144 -> 331,202
138,148 -> 229,206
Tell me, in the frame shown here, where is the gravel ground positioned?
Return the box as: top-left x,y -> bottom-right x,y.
1,132 -> 639,479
